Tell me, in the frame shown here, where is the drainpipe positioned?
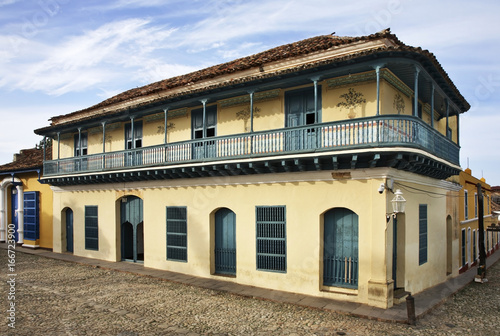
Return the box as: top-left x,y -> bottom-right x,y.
16,184 -> 24,245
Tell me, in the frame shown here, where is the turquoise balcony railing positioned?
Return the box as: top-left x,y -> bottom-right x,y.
43,115 -> 459,176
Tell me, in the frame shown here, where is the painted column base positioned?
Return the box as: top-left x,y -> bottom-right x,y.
367,279 -> 394,309
22,243 -> 40,249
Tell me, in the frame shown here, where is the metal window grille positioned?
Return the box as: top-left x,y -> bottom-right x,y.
419,204 -> 428,265
256,206 -> 286,272
85,206 -> 99,250
166,206 -> 187,262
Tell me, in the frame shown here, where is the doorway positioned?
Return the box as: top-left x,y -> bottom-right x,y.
120,196 -> 144,263
214,208 -> 236,275
66,208 -> 74,253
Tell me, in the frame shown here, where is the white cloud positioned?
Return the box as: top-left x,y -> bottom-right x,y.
0,0 -> 20,7
0,18 -> 177,95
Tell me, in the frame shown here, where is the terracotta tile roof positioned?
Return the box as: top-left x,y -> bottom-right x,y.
35,29 -> 470,134
0,145 -> 51,173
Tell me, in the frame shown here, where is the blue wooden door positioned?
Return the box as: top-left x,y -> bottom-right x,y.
192,106 -> 217,159
11,189 -> 18,242
285,87 -> 320,151
66,208 -> 74,252
121,196 -> 144,262
23,192 -> 39,242
323,208 -> 358,288
215,208 -> 236,275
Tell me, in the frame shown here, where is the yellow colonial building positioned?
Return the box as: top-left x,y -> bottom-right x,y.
0,146 -> 53,249
35,29 -> 469,308
455,169 -> 498,273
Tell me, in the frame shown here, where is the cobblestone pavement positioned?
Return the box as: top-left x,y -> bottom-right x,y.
2,252 -> 499,336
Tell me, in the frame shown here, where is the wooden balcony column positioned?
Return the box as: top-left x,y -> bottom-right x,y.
375,66 -> 381,116
163,108 -> 169,144
311,76 -> 321,122
446,99 -> 450,139
77,127 -> 82,156
102,121 -> 107,153
248,91 -> 254,133
130,116 -> 135,149
413,66 -> 420,117
200,99 -> 208,138
430,83 -> 435,128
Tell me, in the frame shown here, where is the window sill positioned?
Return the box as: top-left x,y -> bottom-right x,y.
321,285 -> 358,296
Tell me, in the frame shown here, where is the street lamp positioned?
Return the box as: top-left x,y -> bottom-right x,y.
391,189 -> 406,214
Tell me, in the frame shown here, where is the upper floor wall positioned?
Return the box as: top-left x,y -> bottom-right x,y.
51,68 -> 460,161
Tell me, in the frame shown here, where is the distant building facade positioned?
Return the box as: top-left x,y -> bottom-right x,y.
0,146 -> 53,249
454,169 -> 498,273
35,29 -> 469,308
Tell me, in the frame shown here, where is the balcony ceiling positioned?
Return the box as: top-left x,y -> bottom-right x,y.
42,149 -> 460,187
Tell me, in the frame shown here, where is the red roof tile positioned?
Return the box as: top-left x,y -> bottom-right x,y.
0,144 -> 51,173
35,29 -> 469,134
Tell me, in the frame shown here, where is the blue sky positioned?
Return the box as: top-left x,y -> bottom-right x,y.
1,0 -> 499,185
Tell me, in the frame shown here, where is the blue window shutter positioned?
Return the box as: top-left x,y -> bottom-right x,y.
166,206 -> 187,262
23,191 -> 39,240
85,206 -> 99,250
419,204 -> 428,265
255,206 -> 286,272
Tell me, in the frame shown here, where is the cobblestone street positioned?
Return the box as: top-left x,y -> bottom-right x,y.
2,251 -> 499,336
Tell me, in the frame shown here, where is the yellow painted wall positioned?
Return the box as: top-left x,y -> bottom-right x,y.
395,179 -> 459,294
50,168 -> 461,308
6,172 -> 53,249
379,81 -> 412,116
322,82 -> 377,121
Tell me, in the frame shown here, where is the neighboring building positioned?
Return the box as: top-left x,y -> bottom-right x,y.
34,29 -> 469,308
0,145 -> 53,249
492,186 -> 500,215
454,169 -> 498,273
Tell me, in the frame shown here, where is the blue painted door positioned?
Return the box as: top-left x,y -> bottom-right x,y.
285,87 -> 320,151
66,208 -> 74,252
11,189 -> 19,242
215,208 -> 236,275
23,192 -> 39,242
125,121 -> 143,166
323,208 -> 358,288
121,196 -> 144,262
192,106 -> 217,159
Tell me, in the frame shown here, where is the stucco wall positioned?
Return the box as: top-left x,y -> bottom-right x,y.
50,168 -> 461,308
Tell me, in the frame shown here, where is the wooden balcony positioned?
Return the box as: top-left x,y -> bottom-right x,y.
42,115 -> 460,184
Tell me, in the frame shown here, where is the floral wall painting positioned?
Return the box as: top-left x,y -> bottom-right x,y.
157,122 -> 176,134
393,92 -> 405,114
336,88 -> 366,119
236,106 -> 261,132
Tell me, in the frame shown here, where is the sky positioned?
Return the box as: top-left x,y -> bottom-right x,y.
1,0 -> 499,185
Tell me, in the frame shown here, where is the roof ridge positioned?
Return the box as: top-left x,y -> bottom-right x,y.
47,30 -> 397,125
